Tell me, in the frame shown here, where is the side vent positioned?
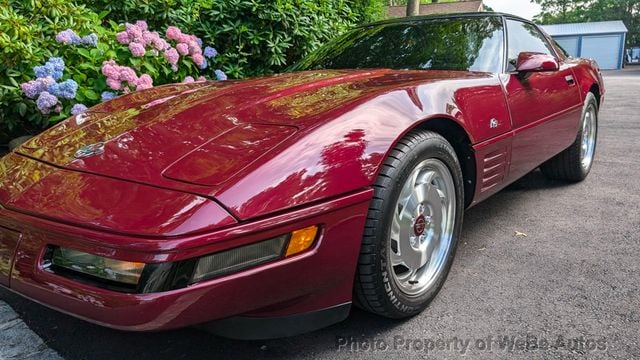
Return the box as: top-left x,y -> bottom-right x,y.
480,148 -> 508,192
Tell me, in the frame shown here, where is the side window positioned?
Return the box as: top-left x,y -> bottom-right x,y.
506,19 -> 556,71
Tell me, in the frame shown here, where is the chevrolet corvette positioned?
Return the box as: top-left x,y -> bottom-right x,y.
0,13 -> 603,339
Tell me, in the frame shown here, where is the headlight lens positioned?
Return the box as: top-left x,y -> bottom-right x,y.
50,247 -> 145,285
191,234 -> 289,283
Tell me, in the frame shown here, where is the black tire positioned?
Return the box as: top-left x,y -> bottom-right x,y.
540,92 -> 599,181
353,130 -> 464,319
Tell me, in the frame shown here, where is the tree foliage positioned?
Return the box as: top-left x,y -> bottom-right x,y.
534,0 -> 640,46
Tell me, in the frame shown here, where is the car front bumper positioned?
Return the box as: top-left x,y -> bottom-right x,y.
0,189 -> 371,334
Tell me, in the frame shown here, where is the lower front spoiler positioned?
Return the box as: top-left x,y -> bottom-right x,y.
201,303 -> 352,340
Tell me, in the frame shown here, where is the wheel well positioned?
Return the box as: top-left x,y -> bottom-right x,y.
414,119 -> 476,208
589,84 -> 601,107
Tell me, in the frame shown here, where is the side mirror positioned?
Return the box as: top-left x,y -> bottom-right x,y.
516,52 -> 559,72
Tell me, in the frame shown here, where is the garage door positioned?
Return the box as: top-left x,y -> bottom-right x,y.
581,35 -> 622,70
555,36 -> 579,57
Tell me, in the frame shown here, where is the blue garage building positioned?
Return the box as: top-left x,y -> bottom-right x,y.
542,21 -> 628,70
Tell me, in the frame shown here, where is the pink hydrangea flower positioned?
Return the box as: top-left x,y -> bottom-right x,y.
182,76 -> 195,83
119,67 -> 138,83
154,38 -> 170,51
136,74 -> 153,91
106,78 -> 122,90
116,31 -> 130,45
176,43 -> 189,56
126,23 -> 143,40
191,53 -> 204,66
187,40 -> 201,55
142,31 -> 157,46
164,48 -> 179,65
129,42 -> 146,57
135,20 -> 148,31
197,76 -> 206,81
166,26 -> 182,41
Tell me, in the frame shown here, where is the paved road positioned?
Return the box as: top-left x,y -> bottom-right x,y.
1,69 -> 639,359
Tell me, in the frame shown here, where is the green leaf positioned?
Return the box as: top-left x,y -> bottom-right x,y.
17,102 -> 27,117
83,89 -> 99,101
77,48 -> 92,60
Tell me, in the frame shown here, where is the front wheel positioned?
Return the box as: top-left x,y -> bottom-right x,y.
353,131 -> 464,318
541,92 -> 599,181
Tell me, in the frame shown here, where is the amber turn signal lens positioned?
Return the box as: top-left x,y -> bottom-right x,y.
285,225 -> 319,257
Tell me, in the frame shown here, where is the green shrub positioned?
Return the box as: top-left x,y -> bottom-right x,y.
81,0 -> 386,77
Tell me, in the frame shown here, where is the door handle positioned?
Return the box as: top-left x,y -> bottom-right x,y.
565,75 -> 576,86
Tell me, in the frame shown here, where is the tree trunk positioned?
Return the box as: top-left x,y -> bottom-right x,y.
407,0 -> 420,16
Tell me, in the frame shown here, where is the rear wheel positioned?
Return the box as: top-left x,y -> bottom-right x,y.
541,92 -> 598,181
354,131 -> 464,318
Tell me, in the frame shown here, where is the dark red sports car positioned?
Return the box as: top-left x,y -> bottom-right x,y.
0,13 -> 603,339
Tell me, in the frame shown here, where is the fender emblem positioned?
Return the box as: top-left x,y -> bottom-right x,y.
74,143 -> 105,159
489,118 -> 499,129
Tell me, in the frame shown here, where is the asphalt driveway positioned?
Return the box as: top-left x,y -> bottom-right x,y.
1,69 -> 639,359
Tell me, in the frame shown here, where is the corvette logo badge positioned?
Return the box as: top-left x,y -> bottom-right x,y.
74,143 -> 105,159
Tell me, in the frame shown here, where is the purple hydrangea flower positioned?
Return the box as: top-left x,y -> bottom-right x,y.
176,43 -> 189,56
36,91 -> 58,113
56,29 -> 82,45
129,42 -> 146,57
48,79 -> 78,99
215,69 -> 227,81
81,33 -> 98,47
71,103 -> 88,115
21,76 -> 55,99
164,48 -> 179,65
116,31 -> 130,45
203,46 -> 217,59
101,91 -> 118,102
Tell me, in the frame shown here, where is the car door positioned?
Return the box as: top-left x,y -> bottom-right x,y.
502,18 -> 583,181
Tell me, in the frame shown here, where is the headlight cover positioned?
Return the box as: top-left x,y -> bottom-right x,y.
48,247 -> 145,286
43,225 -> 319,293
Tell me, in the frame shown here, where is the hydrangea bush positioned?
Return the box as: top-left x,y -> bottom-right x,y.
18,19 -> 227,122
0,0 -> 228,143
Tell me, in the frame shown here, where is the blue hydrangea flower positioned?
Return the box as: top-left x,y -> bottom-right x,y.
196,37 -> 203,47
199,58 -> 208,70
215,69 -> 227,81
81,34 -> 98,47
71,103 -> 88,115
34,58 -> 65,80
48,79 -> 78,99
48,57 -> 65,72
203,46 -> 217,59
101,91 -> 118,102
36,91 -> 58,113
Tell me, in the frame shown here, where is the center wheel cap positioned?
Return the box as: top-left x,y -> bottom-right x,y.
414,214 -> 427,236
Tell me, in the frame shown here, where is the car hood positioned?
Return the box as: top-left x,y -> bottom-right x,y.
17,70 -> 392,191
15,69 -> 486,221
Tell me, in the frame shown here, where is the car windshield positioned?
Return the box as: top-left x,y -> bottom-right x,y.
293,16 -> 505,73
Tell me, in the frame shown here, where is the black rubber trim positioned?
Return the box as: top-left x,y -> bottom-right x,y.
199,302 -> 351,340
